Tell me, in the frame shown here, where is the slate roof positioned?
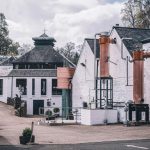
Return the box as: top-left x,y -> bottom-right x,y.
0,56 -> 16,66
8,69 -> 56,77
85,39 -> 100,58
114,26 -> 150,54
13,45 -> 68,64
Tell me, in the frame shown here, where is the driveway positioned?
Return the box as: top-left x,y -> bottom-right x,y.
0,102 -> 150,145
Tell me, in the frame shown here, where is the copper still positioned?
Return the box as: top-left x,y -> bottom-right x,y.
133,51 -> 150,104
99,33 -> 116,77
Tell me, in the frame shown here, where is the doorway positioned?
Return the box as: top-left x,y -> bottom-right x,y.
33,100 -> 44,115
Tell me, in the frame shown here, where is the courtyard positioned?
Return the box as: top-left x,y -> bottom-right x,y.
0,102 -> 150,145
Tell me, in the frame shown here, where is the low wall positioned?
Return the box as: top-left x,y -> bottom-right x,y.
81,109 -> 118,125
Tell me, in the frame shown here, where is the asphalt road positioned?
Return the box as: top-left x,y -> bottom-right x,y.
0,139 -> 150,150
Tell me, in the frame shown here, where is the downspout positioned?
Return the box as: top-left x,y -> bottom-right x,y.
11,76 -> 13,98
126,56 -> 133,86
121,38 -> 132,60
94,33 -> 101,89
94,33 -> 101,108
126,56 -> 129,86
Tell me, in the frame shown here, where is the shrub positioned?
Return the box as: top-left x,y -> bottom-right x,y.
53,108 -> 60,113
22,128 -> 32,137
45,110 -> 52,116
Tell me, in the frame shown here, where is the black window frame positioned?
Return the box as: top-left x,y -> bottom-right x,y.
16,79 -> 27,95
0,79 -> 3,95
32,78 -> 35,95
41,79 -> 47,95
52,79 -> 62,95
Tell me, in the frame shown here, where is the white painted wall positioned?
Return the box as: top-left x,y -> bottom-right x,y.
72,40 -> 95,108
143,42 -> 150,105
109,30 -> 133,104
0,71 -> 62,115
81,109 -> 118,125
144,58 -> 150,106
11,76 -> 62,115
0,77 -> 12,103
0,66 -> 13,103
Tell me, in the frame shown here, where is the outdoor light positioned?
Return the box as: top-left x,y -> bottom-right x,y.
80,62 -> 86,67
47,98 -> 51,106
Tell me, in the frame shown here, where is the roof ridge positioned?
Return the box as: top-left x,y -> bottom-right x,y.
113,26 -> 150,30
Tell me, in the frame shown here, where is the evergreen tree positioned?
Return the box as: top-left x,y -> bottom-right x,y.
0,13 -> 19,55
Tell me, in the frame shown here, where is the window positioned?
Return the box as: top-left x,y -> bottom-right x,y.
52,79 -> 62,95
0,79 -> 3,95
32,79 -> 35,95
41,79 -> 47,95
16,79 -> 27,95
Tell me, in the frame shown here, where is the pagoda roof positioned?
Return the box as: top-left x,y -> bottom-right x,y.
32,33 -> 56,46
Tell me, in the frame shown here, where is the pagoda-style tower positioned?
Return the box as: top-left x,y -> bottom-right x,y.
32,33 -> 56,46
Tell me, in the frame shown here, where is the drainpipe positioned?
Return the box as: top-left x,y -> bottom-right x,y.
94,33 -> 101,108
121,38 -> 132,60
11,76 -> 13,98
94,33 -> 101,89
126,56 -> 129,86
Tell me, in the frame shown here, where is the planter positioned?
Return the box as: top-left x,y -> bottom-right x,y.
19,135 -> 35,145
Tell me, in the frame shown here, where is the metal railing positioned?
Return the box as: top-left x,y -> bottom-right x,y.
38,106 -> 82,125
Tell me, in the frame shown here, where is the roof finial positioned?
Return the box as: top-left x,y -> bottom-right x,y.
43,28 -> 47,34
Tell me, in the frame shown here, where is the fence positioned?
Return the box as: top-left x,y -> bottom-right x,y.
39,106 -> 82,125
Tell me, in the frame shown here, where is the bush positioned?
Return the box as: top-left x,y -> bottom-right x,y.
20,128 -> 35,145
22,128 -> 32,137
53,108 -> 60,113
45,110 -> 52,116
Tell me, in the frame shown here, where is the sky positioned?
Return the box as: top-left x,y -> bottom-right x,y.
0,0 -> 126,47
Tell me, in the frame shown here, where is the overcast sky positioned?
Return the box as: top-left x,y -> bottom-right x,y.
0,0 -> 125,47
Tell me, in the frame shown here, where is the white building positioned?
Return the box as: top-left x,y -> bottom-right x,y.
0,33 -> 74,115
72,26 -> 150,125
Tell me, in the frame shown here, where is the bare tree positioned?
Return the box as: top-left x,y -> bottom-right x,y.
121,0 -> 150,28
56,42 -> 82,65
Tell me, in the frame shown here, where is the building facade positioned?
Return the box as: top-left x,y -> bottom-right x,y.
72,26 -> 150,123
0,33 -> 74,115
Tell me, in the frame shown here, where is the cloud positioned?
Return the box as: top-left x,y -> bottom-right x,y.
0,0 -> 124,47
45,2 -> 123,46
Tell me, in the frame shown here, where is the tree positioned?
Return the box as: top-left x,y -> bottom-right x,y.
121,0 -> 150,28
56,42 -> 82,65
18,44 -> 33,56
8,42 -> 20,55
0,13 -> 19,55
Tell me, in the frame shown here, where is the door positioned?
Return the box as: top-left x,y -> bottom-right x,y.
33,100 -> 44,115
